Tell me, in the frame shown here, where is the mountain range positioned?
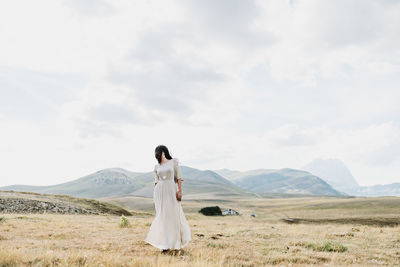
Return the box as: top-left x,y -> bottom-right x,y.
1,159 -> 397,199
300,158 -> 399,196
0,166 -> 258,199
301,158 -> 360,193
0,165 -> 343,200
213,168 -> 344,196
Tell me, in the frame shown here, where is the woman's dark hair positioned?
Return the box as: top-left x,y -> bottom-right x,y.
154,145 -> 173,164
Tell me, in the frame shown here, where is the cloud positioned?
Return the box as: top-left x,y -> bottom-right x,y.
63,0 -> 117,17
365,142 -> 400,166
98,0 -> 279,131
104,21 -> 231,124
255,0 -> 400,85
106,23 -> 227,114
182,0 -> 277,49
0,65 -> 88,122
272,131 -> 317,147
71,117 -> 123,138
0,0 -> 399,188
308,0 -> 383,48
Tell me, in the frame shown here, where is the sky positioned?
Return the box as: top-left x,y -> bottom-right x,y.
0,0 -> 399,187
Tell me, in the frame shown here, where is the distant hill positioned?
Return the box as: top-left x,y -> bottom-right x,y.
0,190 -> 133,215
4,162 -> 376,199
215,168 -> 344,196
0,166 -> 254,199
352,183 -> 400,196
212,168 -> 242,180
129,166 -> 255,198
300,158 -> 400,196
301,158 -> 360,194
0,168 -> 144,199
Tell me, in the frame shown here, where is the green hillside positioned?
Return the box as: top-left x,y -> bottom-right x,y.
129,166 -> 254,198
222,168 -> 344,196
0,168 -> 144,198
0,166 -> 252,199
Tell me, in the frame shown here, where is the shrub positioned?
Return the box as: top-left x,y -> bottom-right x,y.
306,242 -> 348,252
207,242 -> 228,248
198,206 -> 222,216
119,215 -> 131,228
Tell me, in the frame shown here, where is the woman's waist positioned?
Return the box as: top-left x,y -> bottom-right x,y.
158,178 -> 175,182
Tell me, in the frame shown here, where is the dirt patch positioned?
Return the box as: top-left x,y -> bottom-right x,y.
281,217 -> 400,227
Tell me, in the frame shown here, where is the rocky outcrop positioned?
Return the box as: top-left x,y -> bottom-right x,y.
0,198 -> 101,215
0,190 -> 132,216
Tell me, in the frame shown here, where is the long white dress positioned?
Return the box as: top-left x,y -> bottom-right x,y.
144,158 -> 191,250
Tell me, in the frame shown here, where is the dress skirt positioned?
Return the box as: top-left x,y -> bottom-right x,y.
144,179 -> 191,250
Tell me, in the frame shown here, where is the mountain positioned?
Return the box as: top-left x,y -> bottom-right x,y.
301,158 -> 360,194
129,166 -> 255,198
214,168 -> 273,182
0,166 -> 254,199
1,163 -> 354,199
352,183 -> 400,196
215,168 -> 344,196
300,158 -> 400,196
212,168 -> 242,180
0,168 -> 144,198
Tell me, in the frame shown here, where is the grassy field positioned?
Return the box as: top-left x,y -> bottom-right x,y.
1,196 -> 400,266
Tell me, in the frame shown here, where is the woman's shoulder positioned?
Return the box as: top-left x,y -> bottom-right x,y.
172,157 -> 180,165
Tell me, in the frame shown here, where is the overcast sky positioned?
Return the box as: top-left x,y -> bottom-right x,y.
0,0 -> 399,187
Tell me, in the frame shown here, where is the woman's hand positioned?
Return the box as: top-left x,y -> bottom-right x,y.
176,191 -> 182,201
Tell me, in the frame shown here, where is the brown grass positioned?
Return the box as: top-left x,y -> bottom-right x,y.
0,196 -> 399,266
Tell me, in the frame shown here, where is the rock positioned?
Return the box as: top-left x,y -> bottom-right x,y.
222,208 -> 240,215
0,198 -> 106,215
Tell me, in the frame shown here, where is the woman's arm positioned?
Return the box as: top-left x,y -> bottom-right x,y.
153,164 -> 159,186
176,178 -> 182,201
173,158 -> 183,193
177,178 -> 182,193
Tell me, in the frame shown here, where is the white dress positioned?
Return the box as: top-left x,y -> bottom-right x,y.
144,158 -> 191,250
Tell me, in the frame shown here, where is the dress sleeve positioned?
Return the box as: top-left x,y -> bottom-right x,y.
154,164 -> 159,183
173,158 -> 183,182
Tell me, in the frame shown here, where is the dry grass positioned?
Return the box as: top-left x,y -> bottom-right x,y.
0,196 -> 400,266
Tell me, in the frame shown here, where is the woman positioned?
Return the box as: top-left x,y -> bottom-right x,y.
144,145 -> 191,252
